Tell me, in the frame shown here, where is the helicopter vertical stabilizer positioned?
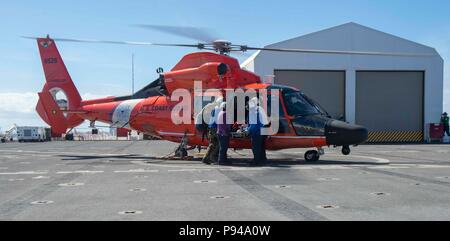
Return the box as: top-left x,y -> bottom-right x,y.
35,36 -> 84,135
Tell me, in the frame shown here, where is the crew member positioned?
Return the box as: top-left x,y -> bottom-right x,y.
199,98 -> 223,164
217,102 -> 232,165
248,97 -> 269,166
441,112 -> 450,137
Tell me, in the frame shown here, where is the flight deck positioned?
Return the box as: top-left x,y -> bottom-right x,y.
0,141 -> 449,220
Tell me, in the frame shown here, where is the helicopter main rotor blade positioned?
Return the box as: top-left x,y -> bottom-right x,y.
22,36 -> 433,57
245,46 -> 434,57
135,24 -> 219,43
21,36 -> 202,48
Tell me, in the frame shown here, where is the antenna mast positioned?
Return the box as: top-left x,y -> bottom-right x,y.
131,53 -> 135,95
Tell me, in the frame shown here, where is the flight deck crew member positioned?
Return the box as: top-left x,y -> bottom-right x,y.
248,97 -> 269,166
201,98 -> 223,164
217,102 -> 232,165
441,112 -> 450,137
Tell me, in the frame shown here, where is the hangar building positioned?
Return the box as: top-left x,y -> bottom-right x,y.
242,22 -> 444,143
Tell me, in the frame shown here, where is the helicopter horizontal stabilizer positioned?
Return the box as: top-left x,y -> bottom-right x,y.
36,91 -> 68,134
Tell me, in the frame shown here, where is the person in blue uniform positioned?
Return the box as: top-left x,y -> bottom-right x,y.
248,97 -> 269,166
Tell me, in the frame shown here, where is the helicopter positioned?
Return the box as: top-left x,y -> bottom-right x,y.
26,25 -> 428,161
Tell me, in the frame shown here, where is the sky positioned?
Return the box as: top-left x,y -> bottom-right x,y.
0,0 -> 449,132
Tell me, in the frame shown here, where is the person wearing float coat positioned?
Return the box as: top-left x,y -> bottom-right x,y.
248,97 -> 269,166
216,102 -> 232,165
198,97 -> 223,164
441,112 -> 449,137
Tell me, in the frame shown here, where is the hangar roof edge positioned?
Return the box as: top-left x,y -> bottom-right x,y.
261,22 -> 441,57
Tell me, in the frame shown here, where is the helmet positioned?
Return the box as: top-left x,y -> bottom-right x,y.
249,97 -> 259,109
444,112 -> 448,116
220,102 -> 226,110
215,97 -> 224,105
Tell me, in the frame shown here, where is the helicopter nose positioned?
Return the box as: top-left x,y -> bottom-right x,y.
325,120 -> 368,146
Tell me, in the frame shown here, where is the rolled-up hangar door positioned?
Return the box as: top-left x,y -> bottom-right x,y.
274,70 -> 345,120
356,71 -> 424,143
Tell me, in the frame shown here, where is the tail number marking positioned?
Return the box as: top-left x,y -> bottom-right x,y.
44,58 -> 58,64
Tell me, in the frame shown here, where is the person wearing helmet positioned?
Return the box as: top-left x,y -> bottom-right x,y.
441,112 -> 449,137
200,97 -> 223,165
216,101 -> 232,165
248,97 -> 269,166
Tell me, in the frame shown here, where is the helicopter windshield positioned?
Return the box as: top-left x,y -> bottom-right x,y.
301,93 -> 330,117
282,89 -> 320,117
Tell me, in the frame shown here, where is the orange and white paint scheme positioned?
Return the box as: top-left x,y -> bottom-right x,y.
35,37 -> 367,156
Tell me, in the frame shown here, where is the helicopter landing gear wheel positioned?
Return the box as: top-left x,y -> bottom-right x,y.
304,150 -> 320,162
342,145 -> 351,155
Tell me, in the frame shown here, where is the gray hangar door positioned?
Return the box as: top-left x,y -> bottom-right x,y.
356,71 -> 424,143
274,70 -> 345,120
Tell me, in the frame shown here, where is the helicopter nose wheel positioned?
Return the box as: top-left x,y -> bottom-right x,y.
304,150 -> 320,162
342,145 -> 351,155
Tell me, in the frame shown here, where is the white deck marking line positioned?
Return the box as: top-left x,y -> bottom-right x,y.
367,166 -> 411,169
2,164 -> 449,177
0,149 -> 142,157
315,166 -> 351,170
417,164 -> 450,168
168,169 -> 212,172
0,171 -> 48,175
327,154 -> 390,164
56,170 -> 104,174
370,150 -> 419,153
291,166 -> 314,170
222,168 -> 265,171
131,161 -> 214,169
32,176 -> 50,179
8,178 -> 25,181
136,161 -> 271,171
114,169 -> 159,173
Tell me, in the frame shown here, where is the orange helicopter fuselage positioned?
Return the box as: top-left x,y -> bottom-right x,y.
36,37 -> 367,151
74,52 -> 327,150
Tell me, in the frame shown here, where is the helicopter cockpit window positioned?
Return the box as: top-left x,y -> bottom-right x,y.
282,90 -> 320,117
301,94 -> 330,117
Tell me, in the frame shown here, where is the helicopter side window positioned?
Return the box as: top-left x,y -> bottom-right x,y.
281,89 -> 329,136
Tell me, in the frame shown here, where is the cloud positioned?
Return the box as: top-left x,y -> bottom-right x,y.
0,92 -> 38,113
0,92 -> 44,131
0,111 -> 44,131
